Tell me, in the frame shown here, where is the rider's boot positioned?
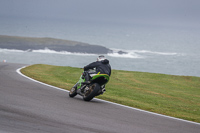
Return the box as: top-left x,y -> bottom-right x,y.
82,72 -> 91,84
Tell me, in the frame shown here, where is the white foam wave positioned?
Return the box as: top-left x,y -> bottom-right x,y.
0,47 -> 183,59
133,50 -> 178,55
108,48 -> 182,59
0,47 -> 97,56
107,52 -> 143,58
106,48 -> 143,58
32,47 -> 97,56
0,48 -> 25,53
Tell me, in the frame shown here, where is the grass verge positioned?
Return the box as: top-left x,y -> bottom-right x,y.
21,64 -> 200,123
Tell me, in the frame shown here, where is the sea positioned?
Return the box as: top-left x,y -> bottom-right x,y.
0,17 -> 200,77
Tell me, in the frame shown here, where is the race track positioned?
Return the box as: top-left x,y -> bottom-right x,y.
0,62 -> 199,133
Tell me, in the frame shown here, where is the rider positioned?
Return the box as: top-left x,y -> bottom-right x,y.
83,55 -> 111,84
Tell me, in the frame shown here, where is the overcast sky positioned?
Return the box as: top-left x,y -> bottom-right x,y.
0,0 -> 200,27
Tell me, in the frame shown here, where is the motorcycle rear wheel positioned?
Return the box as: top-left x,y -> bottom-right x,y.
83,83 -> 100,101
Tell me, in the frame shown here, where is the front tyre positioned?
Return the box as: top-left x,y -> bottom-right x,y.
83,83 -> 100,101
69,84 -> 77,97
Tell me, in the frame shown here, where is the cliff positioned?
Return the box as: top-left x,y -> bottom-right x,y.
0,35 -> 112,54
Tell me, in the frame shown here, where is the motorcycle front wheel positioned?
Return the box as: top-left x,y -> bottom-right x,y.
69,84 -> 77,97
83,83 -> 100,101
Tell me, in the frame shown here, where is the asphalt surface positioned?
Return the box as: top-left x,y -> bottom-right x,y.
0,62 -> 199,133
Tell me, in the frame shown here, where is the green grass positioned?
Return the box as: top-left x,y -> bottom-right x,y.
21,64 -> 200,123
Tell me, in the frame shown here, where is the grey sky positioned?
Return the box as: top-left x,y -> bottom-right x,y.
0,0 -> 200,27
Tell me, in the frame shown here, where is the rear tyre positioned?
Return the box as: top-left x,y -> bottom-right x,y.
83,83 -> 100,101
69,84 -> 77,97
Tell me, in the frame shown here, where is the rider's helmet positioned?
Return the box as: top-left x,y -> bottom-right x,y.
97,55 -> 106,61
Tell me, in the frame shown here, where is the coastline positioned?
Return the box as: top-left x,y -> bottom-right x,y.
0,35 -> 113,54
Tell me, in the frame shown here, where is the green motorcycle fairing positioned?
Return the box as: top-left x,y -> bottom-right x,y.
91,74 -> 109,86
77,73 -> 110,89
77,75 -> 85,89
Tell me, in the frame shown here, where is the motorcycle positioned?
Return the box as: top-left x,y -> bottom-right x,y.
69,71 -> 110,101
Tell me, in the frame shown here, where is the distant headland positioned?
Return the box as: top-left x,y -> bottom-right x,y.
0,35 -> 126,55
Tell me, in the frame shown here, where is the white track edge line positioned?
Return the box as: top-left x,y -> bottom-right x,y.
16,66 -> 200,126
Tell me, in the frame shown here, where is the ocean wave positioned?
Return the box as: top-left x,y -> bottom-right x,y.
133,50 -> 178,55
0,48 -> 97,56
0,47 -> 183,59
0,48 -> 25,53
32,47 -> 97,56
108,48 -> 183,58
107,52 -> 143,58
